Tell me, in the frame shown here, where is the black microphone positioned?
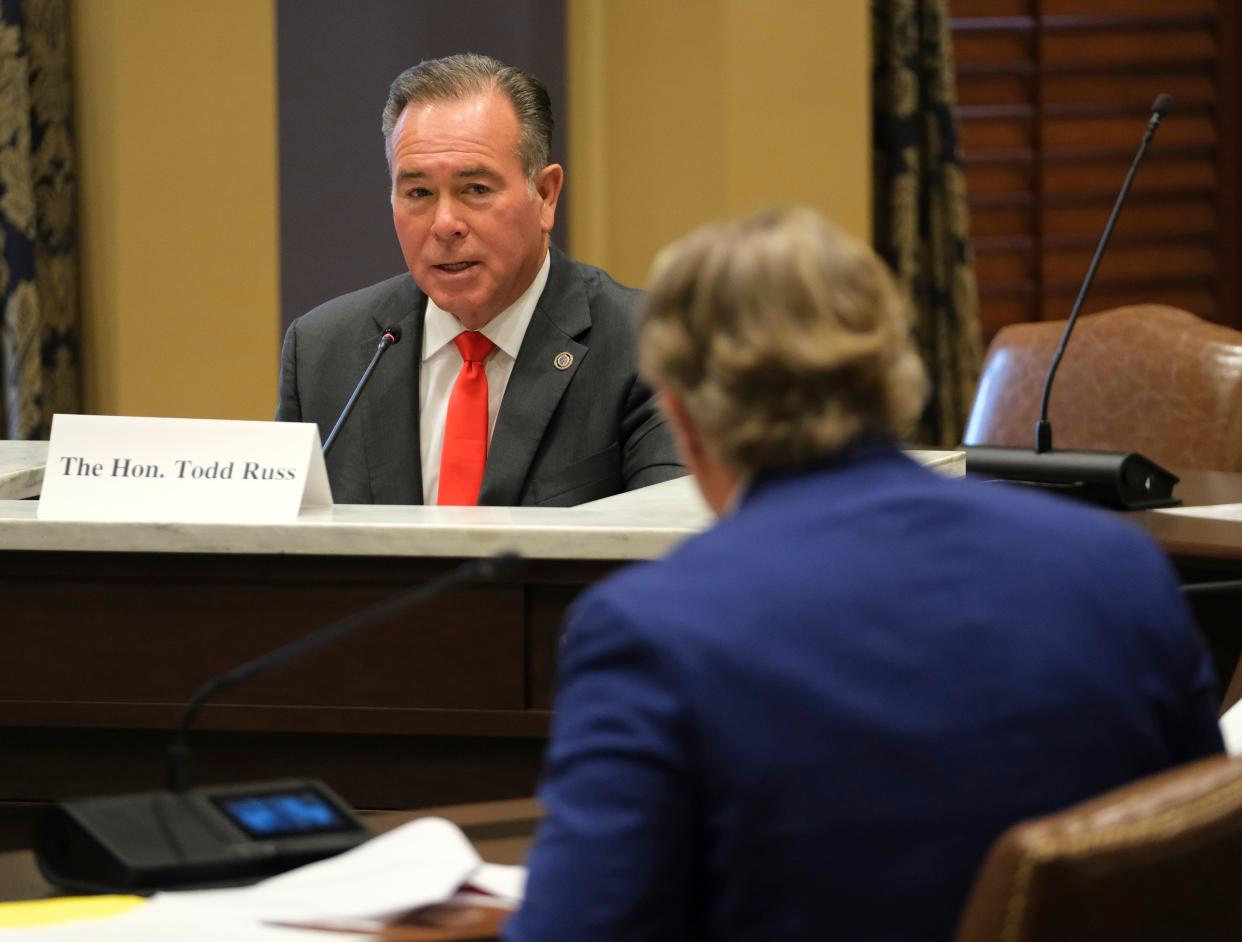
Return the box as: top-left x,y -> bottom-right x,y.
321,324 -> 402,456
35,552 -> 523,894
964,94 -> 1180,510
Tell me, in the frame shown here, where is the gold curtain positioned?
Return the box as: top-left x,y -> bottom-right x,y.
0,0 -> 78,440
873,0 -> 981,447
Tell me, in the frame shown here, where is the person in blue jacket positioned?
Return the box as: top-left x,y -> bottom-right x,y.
504,208 -> 1223,942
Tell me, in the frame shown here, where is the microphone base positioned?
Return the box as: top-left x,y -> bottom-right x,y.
962,446 -> 1180,510
35,778 -> 371,894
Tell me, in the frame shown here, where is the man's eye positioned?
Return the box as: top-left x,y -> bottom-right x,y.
466,183 -> 490,196
406,187 -> 431,199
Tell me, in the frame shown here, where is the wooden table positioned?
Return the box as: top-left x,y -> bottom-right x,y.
1132,470 -> 1242,566
1133,471 -> 1242,708
1,466 -> 1239,853
0,550 -> 609,849
0,476 -> 714,852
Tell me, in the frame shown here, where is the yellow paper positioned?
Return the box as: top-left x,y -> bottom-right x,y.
0,895 -> 145,927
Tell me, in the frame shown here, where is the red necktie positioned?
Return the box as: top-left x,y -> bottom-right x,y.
437,331 -> 496,505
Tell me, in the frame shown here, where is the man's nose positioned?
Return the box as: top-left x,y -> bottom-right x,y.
430,199 -> 467,240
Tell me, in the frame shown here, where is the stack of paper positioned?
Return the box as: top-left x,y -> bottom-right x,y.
2,817 -> 525,940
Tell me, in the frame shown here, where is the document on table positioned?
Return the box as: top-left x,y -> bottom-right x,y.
1222,700 -> 1242,757
1155,503 -> 1242,521
1,817 -> 525,940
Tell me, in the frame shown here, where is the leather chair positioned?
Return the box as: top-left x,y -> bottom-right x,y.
954,754 -> 1242,942
963,305 -> 1242,471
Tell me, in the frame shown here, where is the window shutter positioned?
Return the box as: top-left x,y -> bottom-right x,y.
950,0 -> 1240,341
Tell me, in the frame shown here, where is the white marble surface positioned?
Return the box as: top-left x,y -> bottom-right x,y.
583,449 -> 964,518
906,449 -> 966,477
0,449 -> 965,561
0,440 -> 46,500
0,495 -> 701,560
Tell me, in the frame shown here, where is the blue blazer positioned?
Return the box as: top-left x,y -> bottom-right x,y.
505,445 -> 1222,942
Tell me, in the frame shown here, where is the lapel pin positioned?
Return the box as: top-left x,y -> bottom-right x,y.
554,351 -> 574,371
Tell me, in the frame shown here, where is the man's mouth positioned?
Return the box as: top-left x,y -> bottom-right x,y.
434,261 -> 479,273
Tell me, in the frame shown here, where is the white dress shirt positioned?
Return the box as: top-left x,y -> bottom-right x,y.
419,251 -> 551,504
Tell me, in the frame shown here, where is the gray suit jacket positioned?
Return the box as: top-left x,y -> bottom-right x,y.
277,247 -> 684,505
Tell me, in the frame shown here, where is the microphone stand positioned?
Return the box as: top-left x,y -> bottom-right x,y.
1035,94 -> 1170,454
964,94 -> 1180,510
322,326 -> 402,456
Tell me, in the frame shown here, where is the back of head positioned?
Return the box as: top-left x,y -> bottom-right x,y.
639,208 -> 928,475
380,52 -> 553,182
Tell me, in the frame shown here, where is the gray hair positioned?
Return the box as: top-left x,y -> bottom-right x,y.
640,208 -> 929,474
381,53 -> 553,183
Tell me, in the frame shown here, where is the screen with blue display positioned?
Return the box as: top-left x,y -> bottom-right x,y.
216,789 -> 351,838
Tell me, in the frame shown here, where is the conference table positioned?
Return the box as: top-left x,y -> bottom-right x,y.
1,443 -> 1241,861
0,448 -> 712,853
1129,470 -> 1242,567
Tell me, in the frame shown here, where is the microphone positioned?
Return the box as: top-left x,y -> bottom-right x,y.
964,94 -> 1180,510
35,552 -> 523,893
321,324 -> 402,456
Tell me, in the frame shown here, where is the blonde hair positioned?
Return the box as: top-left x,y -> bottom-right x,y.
640,208 -> 928,474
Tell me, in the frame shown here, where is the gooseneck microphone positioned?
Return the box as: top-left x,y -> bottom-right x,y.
36,553 -> 523,893
321,324 -> 402,456
1034,93 -> 1172,454
964,94 -> 1180,510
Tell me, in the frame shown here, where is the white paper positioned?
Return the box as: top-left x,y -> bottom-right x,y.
38,414 -> 332,523
1221,701 -> 1242,756
465,862 -> 527,904
0,817 -> 525,939
148,817 -> 482,926
1154,502 -> 1242,521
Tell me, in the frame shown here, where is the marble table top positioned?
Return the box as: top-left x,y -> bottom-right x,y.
0,447 -> 964,561
0,488 -> 704,561
0,440 -> 46,500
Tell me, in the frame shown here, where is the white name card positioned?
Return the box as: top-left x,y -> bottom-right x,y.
38,414 -> 333,523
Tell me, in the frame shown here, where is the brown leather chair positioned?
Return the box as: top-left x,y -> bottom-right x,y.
954,754 -> 1242,942
963,305 -> 1242,471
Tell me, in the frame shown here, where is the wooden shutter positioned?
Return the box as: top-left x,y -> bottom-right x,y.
949,0 -> 1241,342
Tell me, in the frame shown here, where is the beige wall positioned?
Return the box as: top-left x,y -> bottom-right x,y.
69,1 -> 866,417
72,0 -> 279,420
567,0 -> 871,287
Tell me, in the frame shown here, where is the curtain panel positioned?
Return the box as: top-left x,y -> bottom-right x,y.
0,0 -> 78,440
873,0 -> 981,448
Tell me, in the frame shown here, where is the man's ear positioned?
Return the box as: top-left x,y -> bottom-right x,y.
535,163 -> 564,233
659,390 -> 699,469
660,389 -> 743,516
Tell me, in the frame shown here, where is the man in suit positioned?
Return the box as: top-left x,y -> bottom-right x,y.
277,54 -> 682,505
504,209 -> 1224,942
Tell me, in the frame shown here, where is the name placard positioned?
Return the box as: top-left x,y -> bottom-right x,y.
38,414 -> 332,523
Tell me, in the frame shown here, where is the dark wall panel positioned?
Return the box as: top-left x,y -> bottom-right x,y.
276,0 -> 567,331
